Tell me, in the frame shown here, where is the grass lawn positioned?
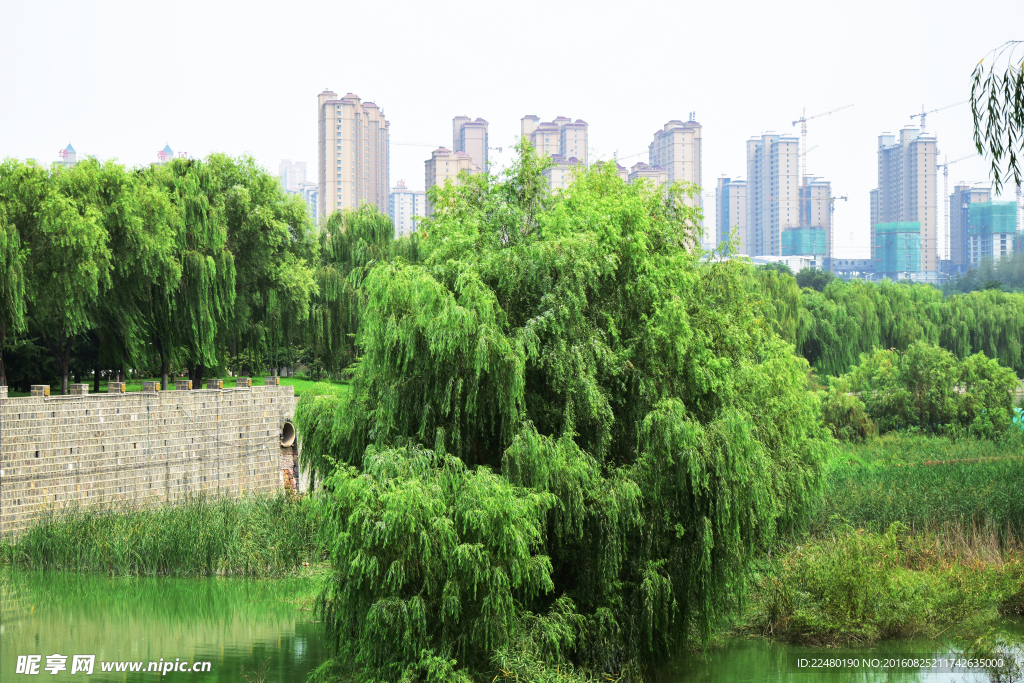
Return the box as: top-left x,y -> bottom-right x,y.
5,375 -> 349,398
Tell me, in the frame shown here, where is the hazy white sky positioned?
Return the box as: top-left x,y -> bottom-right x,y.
1,0 -> 1021,258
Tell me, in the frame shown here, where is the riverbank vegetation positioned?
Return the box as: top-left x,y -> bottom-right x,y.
0,494 -> 320,576
743,433 -> 1024,645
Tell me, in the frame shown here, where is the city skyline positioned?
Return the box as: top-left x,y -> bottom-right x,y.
2,0 -> 1021,260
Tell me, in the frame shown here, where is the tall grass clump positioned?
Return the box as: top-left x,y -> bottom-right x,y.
0,494 -> 319,576
749,521 -> 1024,644
824,446 -> 1024,539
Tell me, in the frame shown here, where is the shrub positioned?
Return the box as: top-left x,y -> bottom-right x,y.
830,341 -> 1018,437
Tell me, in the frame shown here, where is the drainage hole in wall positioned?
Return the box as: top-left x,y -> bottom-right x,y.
34,451 -> 39,458
134,443 -> 137,449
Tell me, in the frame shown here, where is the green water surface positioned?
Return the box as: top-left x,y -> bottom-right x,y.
2,568 -> 1020,682
0,570 -> 327,681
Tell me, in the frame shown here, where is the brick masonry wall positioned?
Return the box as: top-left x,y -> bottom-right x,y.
0,384 -> 298,539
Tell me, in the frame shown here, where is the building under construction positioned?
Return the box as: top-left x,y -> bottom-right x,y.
968,201 -> 1018,265
875,222 -> 922,277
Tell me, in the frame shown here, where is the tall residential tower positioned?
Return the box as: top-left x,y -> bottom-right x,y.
715,177 -> 747,251
870,127 -> 938,278
746,133 -> 800,256
521,115 -> 588,165
317,91 -> 390,218
453,117 -> 489,171
649,117 -> 702,208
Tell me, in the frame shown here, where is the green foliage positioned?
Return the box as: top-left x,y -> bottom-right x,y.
945,254 -> 1024,295
825,435 -> 1024,537
752,521 -> 1024,644
299,142 -> 833,680
795,267 -> 836,292
313,446 -> 557,680
828,341 -> 1019,437
0,199 -> 27,386
752,272 -> 1024,379
756,261 -> 793,277
0,494 -> 318,576
310,205 -> 397,375
0,154 -> 331,391
971,41 -> 1024,192
208,154 -> 318,376
820,389 -> 874,442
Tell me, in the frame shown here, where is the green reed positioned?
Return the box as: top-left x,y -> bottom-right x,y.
0,494 -> 320,576
825,435 -> 1024,538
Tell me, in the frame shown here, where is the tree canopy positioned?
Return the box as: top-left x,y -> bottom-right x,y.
297,144 -> 833,681
0,155 -> 316,393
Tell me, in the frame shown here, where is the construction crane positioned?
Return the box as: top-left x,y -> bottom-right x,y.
792,104 -> 853,187
910,101 -> 967,134
937,153 -> 978,260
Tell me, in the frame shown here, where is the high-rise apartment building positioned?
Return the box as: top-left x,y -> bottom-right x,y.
317,91 -> 390,218
453,117 -> 489,171
949,184 -> 991,273
871,128 -> 938,277
424,147 -> 479,214
746,133 -> 800,256
715,178 -> 747,251
279,160 -> 307,192
782,175 -> 832,257
649,117 -> 702,204
389,180 -> 426,238
521,116 -> 588,166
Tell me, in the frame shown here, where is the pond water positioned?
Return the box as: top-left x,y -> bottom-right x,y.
667,622 -> 1024,683
2,568 -> 1021,682
0,570 -> 327,682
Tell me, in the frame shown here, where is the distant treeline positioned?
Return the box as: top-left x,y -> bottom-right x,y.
751,266 -> 1024,379
0,155 -> 412,394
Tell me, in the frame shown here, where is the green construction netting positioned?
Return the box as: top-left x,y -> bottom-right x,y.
875,222 -> 921,274
968,201 -> 1017,235
782,228 -> 826,256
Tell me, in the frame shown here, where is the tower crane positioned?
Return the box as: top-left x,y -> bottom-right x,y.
792,104 -> 853,187
910,101 -> 967,134
937,153 -> 978,260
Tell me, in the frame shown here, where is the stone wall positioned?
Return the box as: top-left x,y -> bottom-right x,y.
0,382 -> 297,539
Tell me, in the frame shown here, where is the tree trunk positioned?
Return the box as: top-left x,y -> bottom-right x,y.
195,362 -> 206,389
60,338 -> 72,395
161,357 -> 169,391
93,367 -> 100,393
0,324 -> 6,387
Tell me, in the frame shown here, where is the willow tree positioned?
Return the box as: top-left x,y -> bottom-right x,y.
972,41 -> 1024,192
9,160 -> 113,394
308,204 -> 395,377
298,143 -> 832,681
207,154 -> 317,377
0,205 -> 26,387
150,158 -> 234,387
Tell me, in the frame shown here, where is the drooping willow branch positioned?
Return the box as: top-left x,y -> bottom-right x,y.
971,41 -> 1024,193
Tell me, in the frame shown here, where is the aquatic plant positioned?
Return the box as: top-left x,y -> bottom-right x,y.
0,493 -> 318,576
